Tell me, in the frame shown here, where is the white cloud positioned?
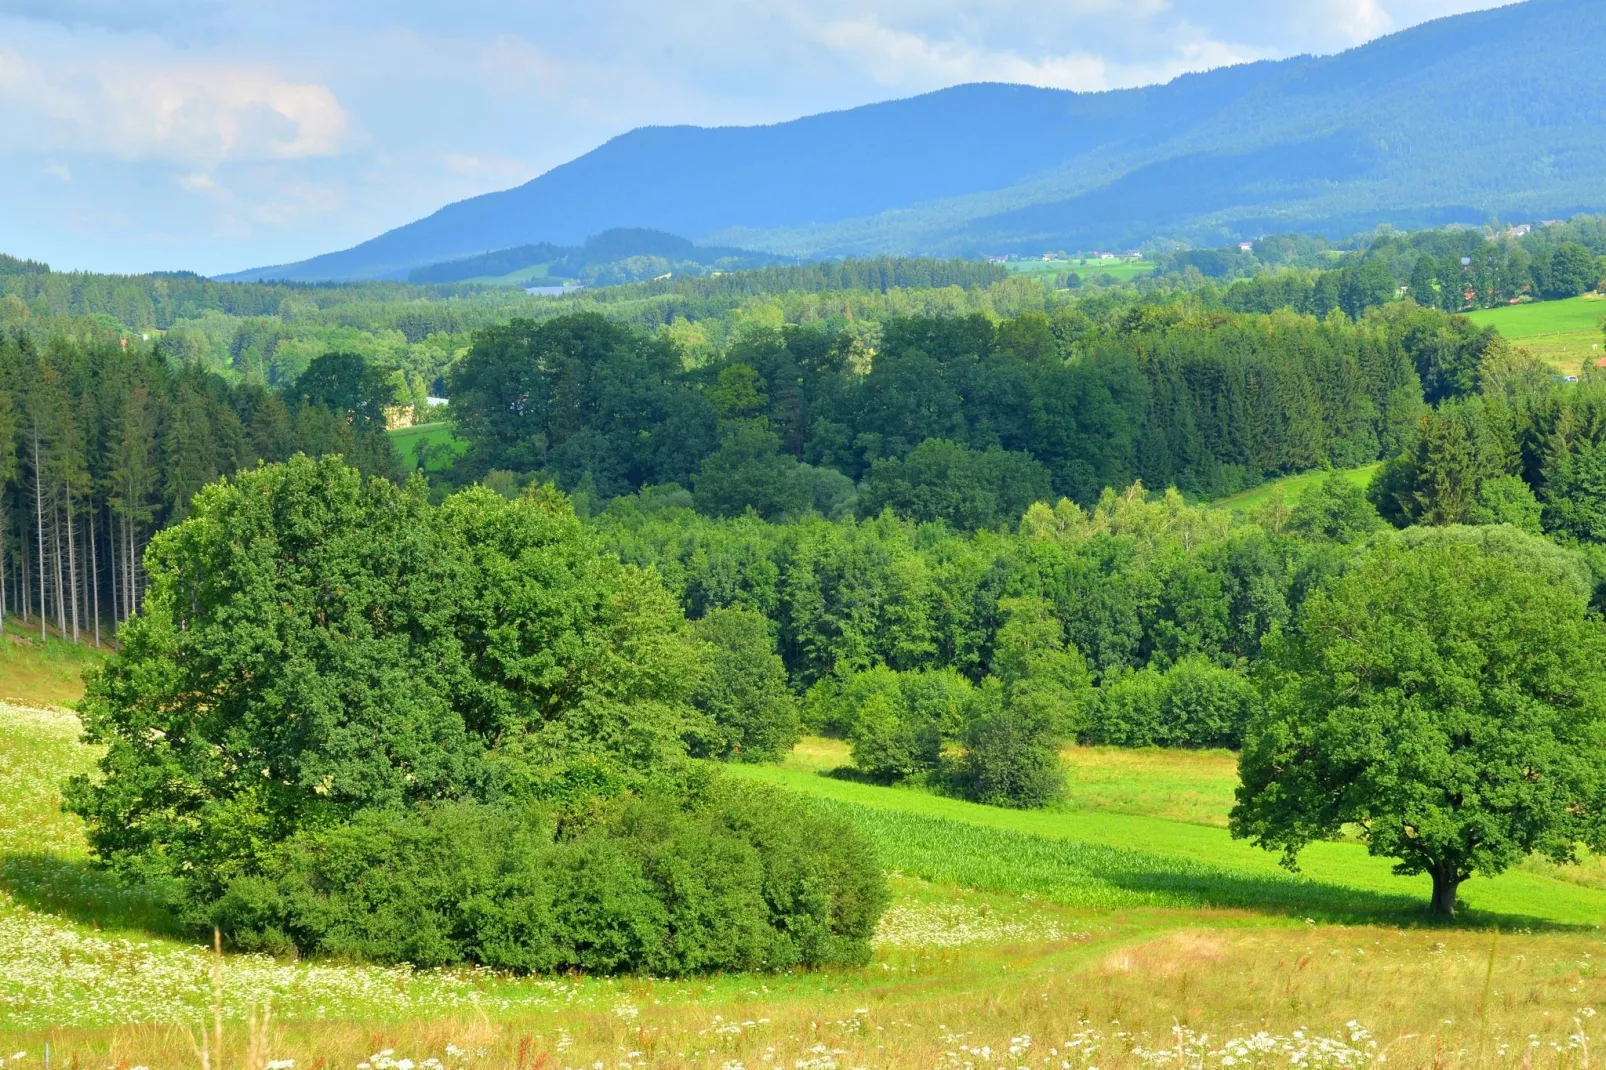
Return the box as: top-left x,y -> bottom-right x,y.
805,15 -> 1255,93
0,50 -> 349,166
1337,0 -> 1395,40
0,0 -> 1513,274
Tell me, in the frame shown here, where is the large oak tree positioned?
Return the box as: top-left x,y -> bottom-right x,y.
1231,526 -> 1606,916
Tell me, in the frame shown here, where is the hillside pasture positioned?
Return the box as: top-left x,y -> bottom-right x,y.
730,741 -> 1606,929
389,420 -> 469,472
1467,294 -> 1606,375
1209,463 -> 1381,513
0,622 -> 104,706
1007,257 -> 1155,283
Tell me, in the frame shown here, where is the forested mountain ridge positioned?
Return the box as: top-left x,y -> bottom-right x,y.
228,0 -> 1606,282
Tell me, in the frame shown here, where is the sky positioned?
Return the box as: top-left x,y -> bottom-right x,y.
0,0 -> 1512,276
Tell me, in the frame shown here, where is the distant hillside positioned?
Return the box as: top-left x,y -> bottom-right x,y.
226,0 -> 1606,282
404,228 -> 788,286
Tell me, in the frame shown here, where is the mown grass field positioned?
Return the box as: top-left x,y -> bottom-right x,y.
1467,295 -> 1606,374
5,650 -> 1606,1067
389,420 -> 469,472
1209,463 -> 1381,513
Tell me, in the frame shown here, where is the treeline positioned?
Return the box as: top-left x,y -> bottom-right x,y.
587,472 -> 1397,806
0,328 -> 395,641
1368,362 -> 1606,562
0,261 -> 482,333
446,303 -> 1487,512
1175,217 -> 1606,318
585,257 -> 1011,303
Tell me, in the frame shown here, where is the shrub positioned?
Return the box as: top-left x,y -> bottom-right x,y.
692,607 -> 801,762
1286,471 -> 1383,543
67,457 -> 709,925
1089,657 -> 1259,749
802,666 -> 974,782
215,781 -> 887,974
947,681 -> 1065,809
847,668 -> 973,782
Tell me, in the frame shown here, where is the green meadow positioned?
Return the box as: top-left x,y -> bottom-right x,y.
1209,463 -> 1381,512
389,420 -> 470,472
1006,258 -> 1156,283
730,737 -> 1606,929
1467,294 -> 1606,374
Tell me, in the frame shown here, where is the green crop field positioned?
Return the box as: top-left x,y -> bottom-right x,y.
1467,295 -> 1606,374
389,420 -> 469,472
731,737 -> 1606,928
1209,463 -> 1381,512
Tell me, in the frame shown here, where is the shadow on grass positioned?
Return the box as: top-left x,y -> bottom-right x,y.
0,851 -> 182,937
822,765 -> 891,785
812,799 -> 1591,933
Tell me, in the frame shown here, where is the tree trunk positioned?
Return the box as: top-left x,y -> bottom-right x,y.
89,507 -> 100,647
33,431 -> 45,642
109,506 -> 120,627
0,498 -> 7,636
1430,864 -> 1461,917
66,487 -> 79,644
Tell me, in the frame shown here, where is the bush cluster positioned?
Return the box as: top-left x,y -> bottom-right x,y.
215,782 -> 885,974
1087,656 -> 1260,749
68,456 -> 887,972
806,597 -> 1091,808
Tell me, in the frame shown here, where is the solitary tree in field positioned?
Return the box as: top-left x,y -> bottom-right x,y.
1231,528 -> 1606,916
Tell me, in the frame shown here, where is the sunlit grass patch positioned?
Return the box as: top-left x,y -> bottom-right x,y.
731,756 -> 1606,928
1468,295 -> 1606,375
1210,464 -> 1381,513
389,421 -> 468,472
0,626 -> 103,706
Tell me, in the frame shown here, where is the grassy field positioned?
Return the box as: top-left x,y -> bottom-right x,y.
0,620 -> 104,706
1209,463 -> 1381,513
389,420 -> 469,472
7,704 -> 1606,1069
1467,295 -> 1606,374
1007,258 -> 1156,283
734,738 -> 1606,927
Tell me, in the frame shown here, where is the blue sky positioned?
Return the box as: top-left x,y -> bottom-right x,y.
0,0 -> 1508,276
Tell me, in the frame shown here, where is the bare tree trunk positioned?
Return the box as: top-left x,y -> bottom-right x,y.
19,521 -> 28,622
1430,864 -> 1461,917
50,497 -> 64,639
66,486 -> 79,644
0,498 -> 7,636
32,431 -> 45,642
130,522 -> 140,618
108,504 -> 119,628
90,506 -> 100,647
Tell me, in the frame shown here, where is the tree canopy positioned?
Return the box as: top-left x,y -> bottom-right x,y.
67,455 -> 708,918
1231,527 -> 1606,915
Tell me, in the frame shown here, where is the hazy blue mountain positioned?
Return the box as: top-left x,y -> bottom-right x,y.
224,0 -> 1606,282
405,229 -> 787,285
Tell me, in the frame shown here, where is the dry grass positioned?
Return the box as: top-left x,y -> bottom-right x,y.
12,923 -> 1606,1069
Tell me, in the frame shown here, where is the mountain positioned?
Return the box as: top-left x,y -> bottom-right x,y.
223,0 -> 1606,282
405,228 -> 788,286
